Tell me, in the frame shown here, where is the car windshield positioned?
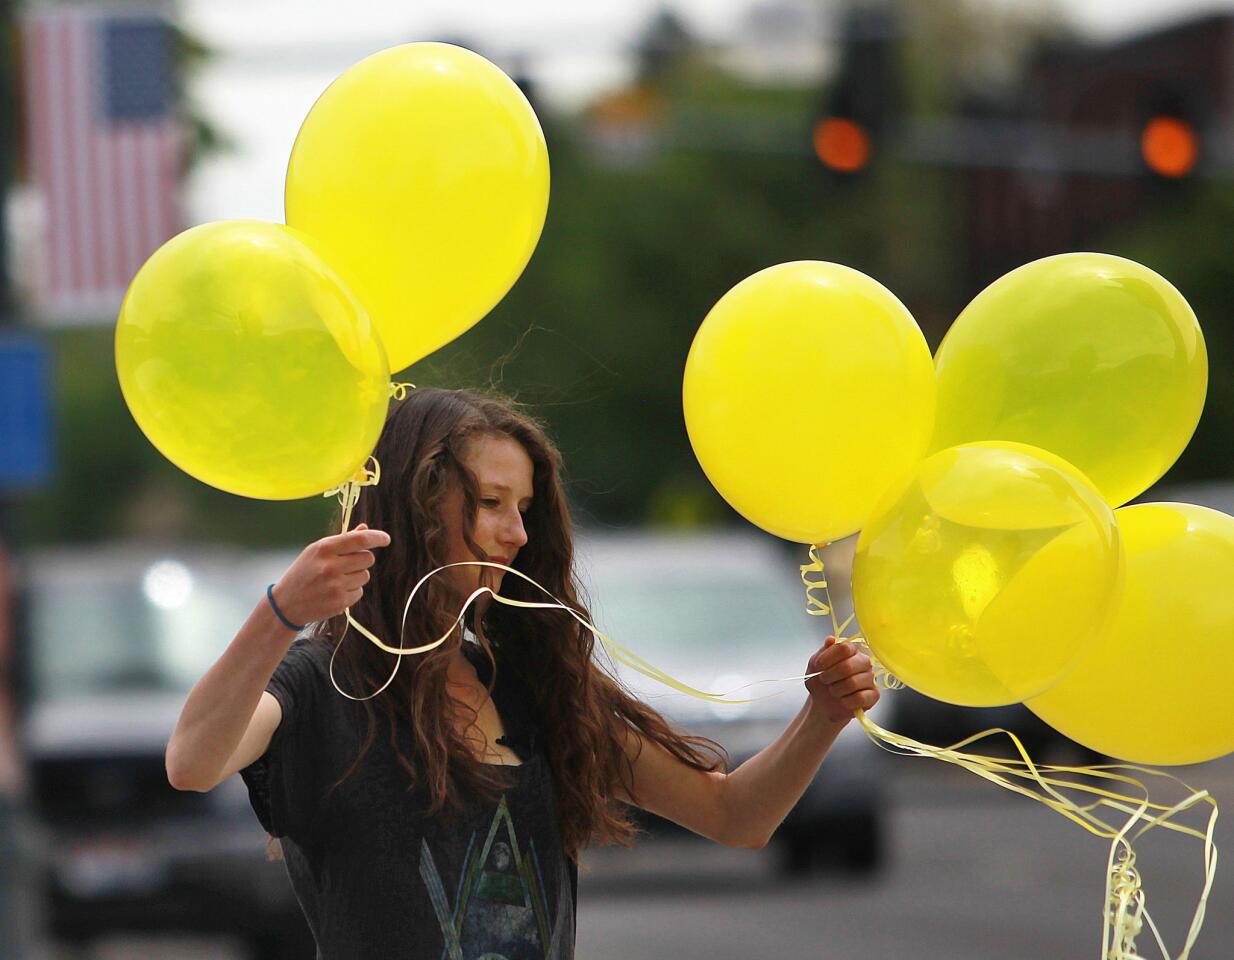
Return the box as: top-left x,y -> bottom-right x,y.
586,566 -> 824,678
28,559 -> 259,702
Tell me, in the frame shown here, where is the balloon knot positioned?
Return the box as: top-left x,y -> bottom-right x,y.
323,456 -> 382,509
390,381 -> 416,400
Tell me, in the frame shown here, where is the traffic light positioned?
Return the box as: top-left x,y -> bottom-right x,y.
812,116 -> 870,173
1138,85 -> 1204,182
814,5 -> 901,177
1141,115 -> 1198,179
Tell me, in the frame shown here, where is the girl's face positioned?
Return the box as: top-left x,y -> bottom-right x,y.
442,433 -> 535,599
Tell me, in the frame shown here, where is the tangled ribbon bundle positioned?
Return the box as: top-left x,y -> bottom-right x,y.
801,544 -> 1217,960
853,704 -> 1217,960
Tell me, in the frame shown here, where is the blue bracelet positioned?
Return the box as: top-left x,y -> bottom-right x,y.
266,584 -> 306,632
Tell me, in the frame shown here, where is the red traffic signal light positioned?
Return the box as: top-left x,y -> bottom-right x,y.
813,116 -> 871,173
1141,116 -> 1198,178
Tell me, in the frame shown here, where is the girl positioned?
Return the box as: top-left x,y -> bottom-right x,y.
165,388 -> 879,959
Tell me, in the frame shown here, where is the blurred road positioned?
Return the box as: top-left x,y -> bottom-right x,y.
575,753 -> 1234,960
33,754 -> 1234,960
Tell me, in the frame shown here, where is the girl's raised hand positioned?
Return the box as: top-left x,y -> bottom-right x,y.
269,523 -> 391,629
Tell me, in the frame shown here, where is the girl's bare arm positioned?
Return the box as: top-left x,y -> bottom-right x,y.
617,638 -> 877,848
165,526 -> 390,792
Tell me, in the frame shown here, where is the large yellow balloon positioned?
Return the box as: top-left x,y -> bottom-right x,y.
852,442 -> 1122,706
1028,502 -> 1234,765
683,261 -> 936,544
116,220 -> 390,500
932,253 -> 1207,509
285,42 -> 550,373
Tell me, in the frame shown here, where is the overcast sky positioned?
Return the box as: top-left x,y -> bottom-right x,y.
181,0 -> 1234,224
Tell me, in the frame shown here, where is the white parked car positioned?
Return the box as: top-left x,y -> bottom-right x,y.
575,530 -> 887,875
19,545 -> 313,958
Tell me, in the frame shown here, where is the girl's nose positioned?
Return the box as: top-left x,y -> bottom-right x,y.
505,510 -> 528,549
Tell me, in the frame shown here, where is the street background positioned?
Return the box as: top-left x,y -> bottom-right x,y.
1,1 -> 1232,957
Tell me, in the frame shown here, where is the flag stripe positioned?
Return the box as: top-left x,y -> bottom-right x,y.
118,126 -> 141,286
87,16 -> 120,297
63,18 -> 84,300
71,17 -> 103,297
41,18 -> 73,301
94,56 -> 122,294
139,125 -> 161,266
21,18 -> 51,299
158,129 -> 181,263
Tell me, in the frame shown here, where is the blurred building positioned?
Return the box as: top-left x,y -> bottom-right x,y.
957,13 -> 1233,288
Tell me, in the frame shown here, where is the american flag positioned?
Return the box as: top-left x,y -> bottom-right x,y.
19,6 -> 183,322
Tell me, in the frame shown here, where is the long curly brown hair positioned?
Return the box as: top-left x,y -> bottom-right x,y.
308,387 -> 725,860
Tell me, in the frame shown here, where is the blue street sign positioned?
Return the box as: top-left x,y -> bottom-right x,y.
0,336 -> 53,491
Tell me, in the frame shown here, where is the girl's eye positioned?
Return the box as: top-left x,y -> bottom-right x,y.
480,498 -> 500,507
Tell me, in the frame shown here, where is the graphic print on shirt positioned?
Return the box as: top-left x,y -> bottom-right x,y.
419,795 -> 573,960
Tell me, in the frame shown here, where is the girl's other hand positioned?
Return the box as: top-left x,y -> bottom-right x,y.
804,636 -> 879,725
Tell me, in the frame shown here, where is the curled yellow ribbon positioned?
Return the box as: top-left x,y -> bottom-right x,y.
322,456 -> 381,516
800,544 -> 903,690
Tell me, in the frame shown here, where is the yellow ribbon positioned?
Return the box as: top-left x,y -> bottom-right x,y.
854,710 -> 1217,960
328,559 -> 779,704
800,544 -> 903,690
802,545 -> 1217,960
321,380 -> 416,693
321,456 -> 411,699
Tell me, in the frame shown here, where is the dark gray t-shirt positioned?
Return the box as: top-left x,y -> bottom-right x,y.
241,638 -> 577,960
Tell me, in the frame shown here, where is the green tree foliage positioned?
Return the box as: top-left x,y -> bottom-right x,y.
1098,182 -> 1234,484
24,2 -> 1230,547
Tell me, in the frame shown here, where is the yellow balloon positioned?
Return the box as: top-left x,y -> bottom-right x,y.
683,261 -> 936,544
932,253 -> 1207,509
285,42 -> 550,373
852,443 -> 1122,706
1028,503 -> 1234,765
115,221 -> 390,500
